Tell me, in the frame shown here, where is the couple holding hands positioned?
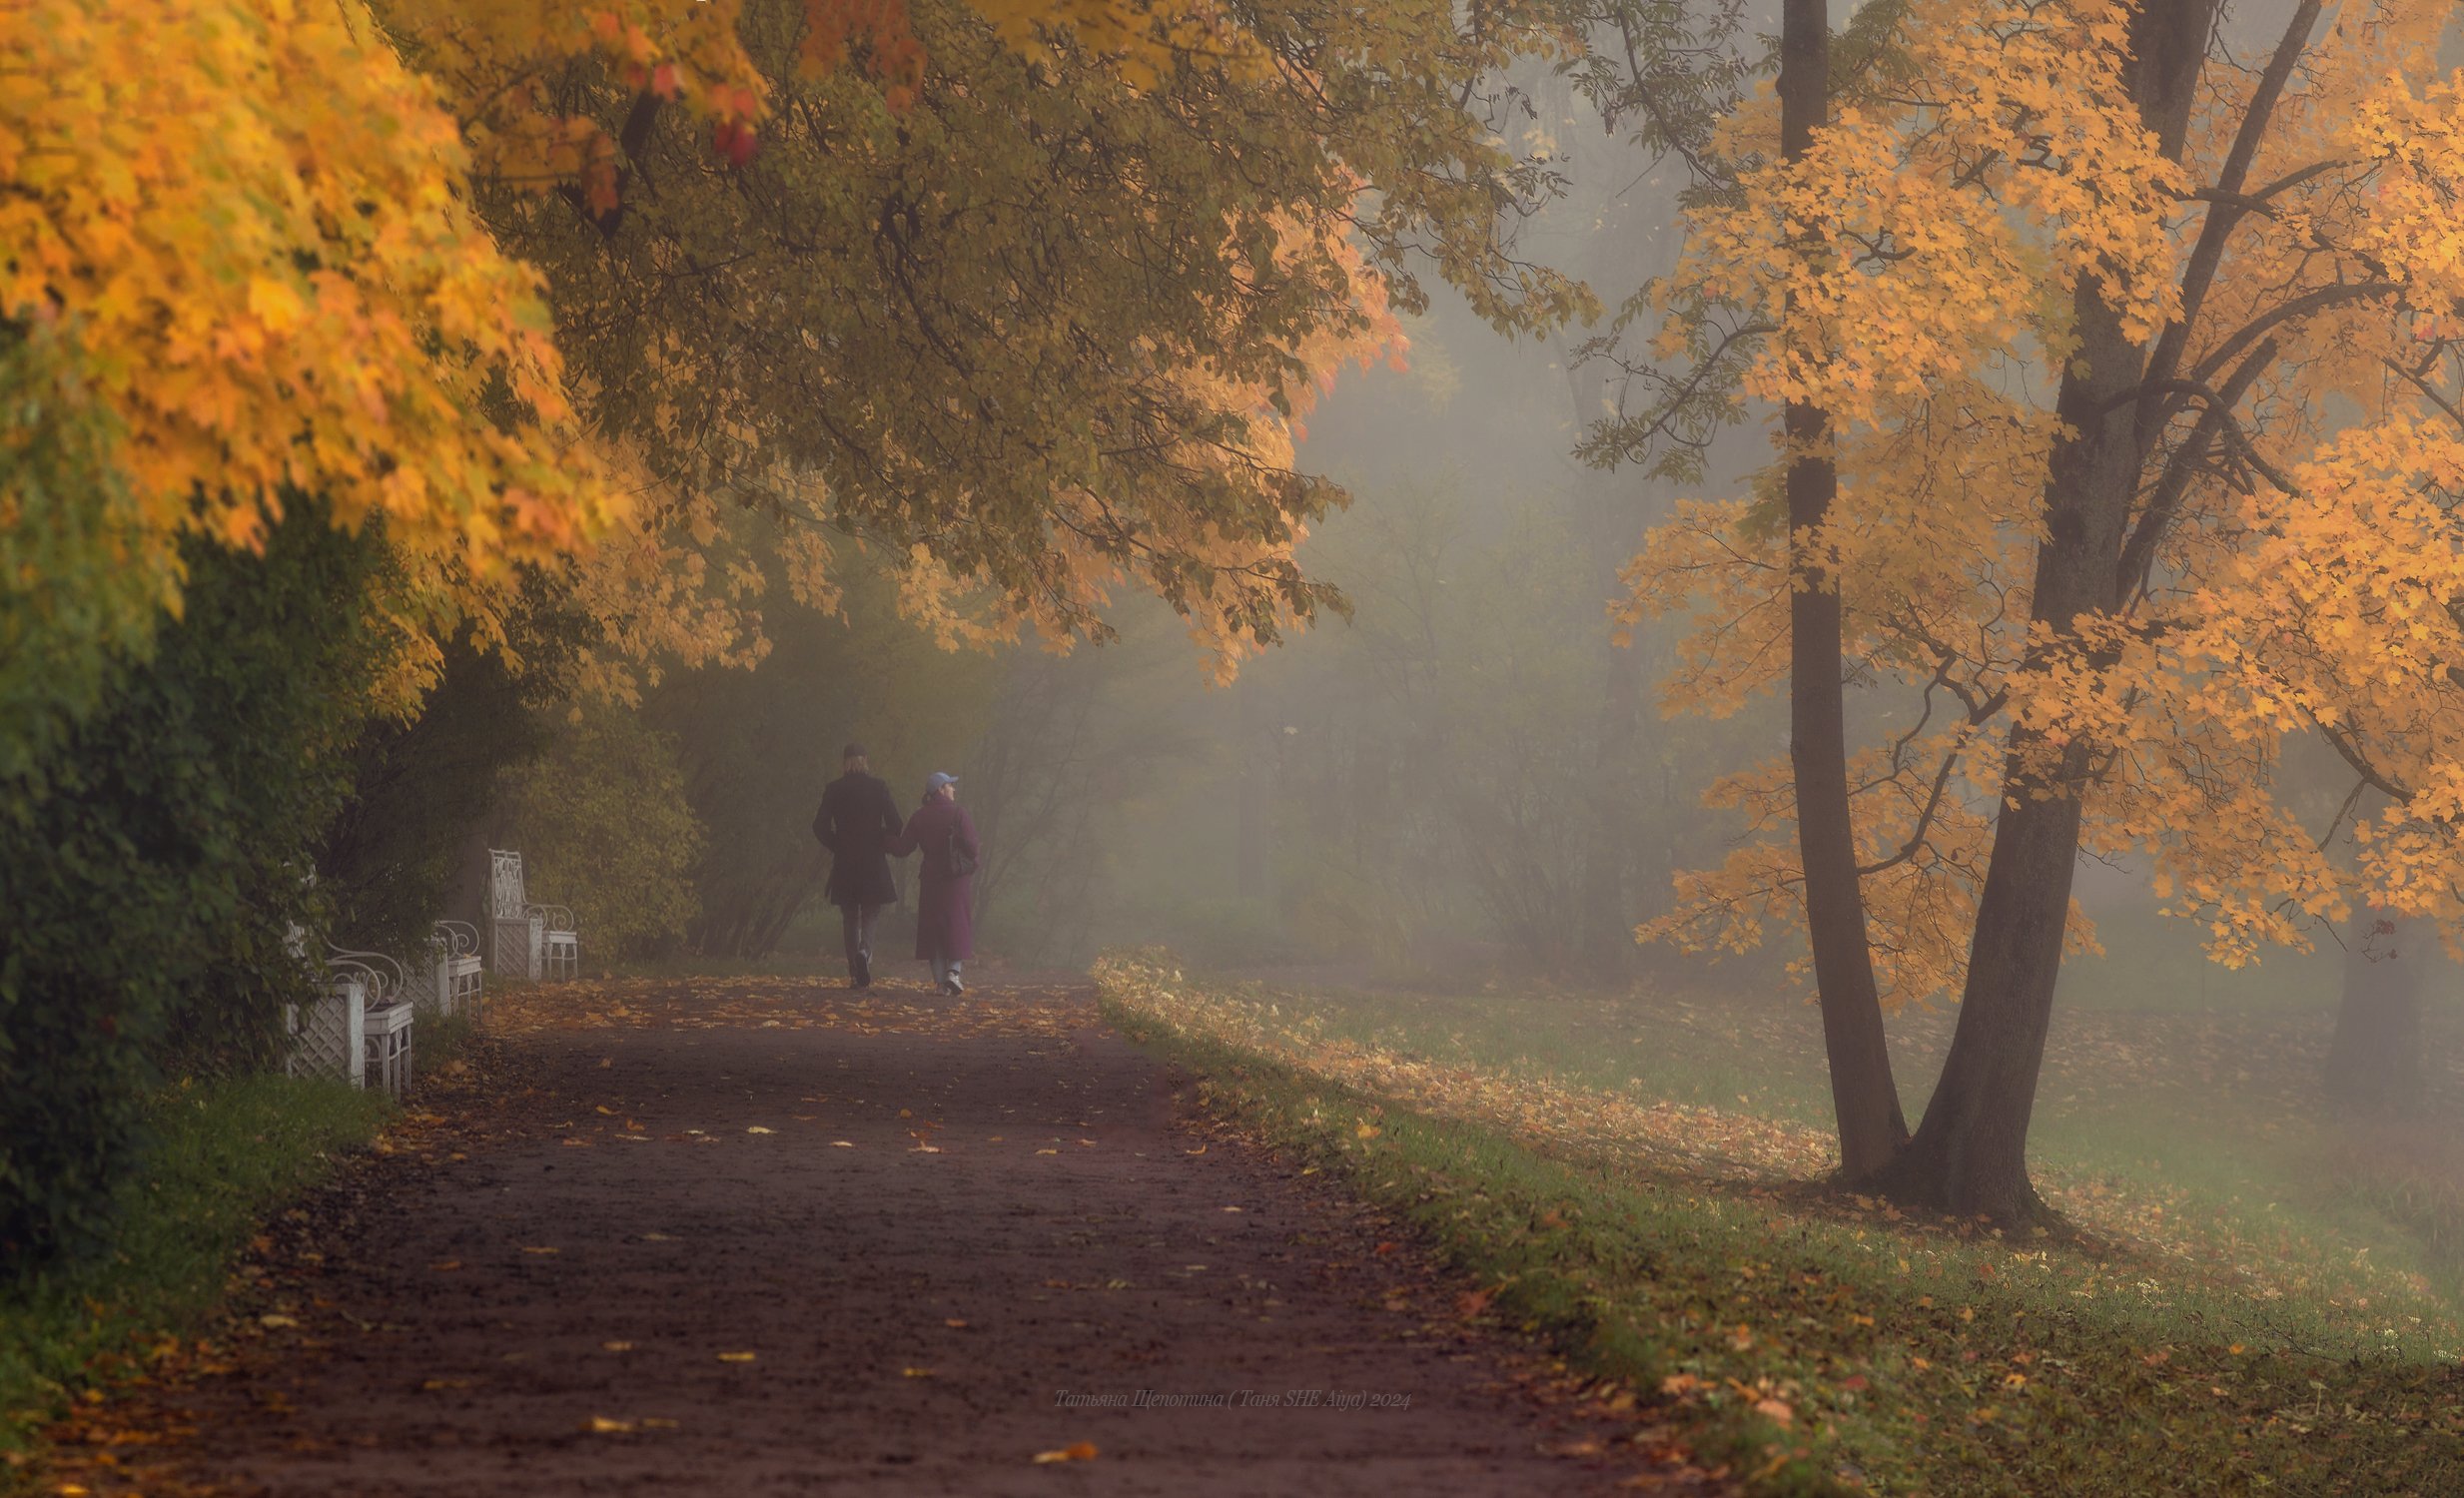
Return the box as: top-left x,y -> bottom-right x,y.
811,743 -> 979,995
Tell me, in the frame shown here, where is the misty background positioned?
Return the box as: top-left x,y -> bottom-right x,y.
409,39 -> 2381,1037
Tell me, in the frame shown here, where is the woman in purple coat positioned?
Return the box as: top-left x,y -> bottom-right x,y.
890,772 -> 978,995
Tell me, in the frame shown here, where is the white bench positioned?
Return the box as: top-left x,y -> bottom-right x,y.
329,947 -> 414,1099
487,848 -> 579,981
430,919 -> 483,1020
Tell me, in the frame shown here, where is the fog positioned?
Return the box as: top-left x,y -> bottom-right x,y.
604,29 -> 2393,1044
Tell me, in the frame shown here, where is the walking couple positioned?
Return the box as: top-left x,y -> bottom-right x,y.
811,743 -> 978,995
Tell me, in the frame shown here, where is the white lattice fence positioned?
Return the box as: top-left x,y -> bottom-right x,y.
285,980 -> 366,1088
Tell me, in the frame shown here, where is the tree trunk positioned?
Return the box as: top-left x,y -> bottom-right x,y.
2324,909 -> 2426,1115
1780,0 -> 1908,1181
1877,0 -> 2217,1220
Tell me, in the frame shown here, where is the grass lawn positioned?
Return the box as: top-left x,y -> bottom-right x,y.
1097,951 -> 2464,1495
0,1075 -> 390,1468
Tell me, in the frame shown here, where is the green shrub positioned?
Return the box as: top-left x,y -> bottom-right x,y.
319,633 -> 558,958
0,502 -> 389,1263
0,327 -> 180,791
494,704 -> 703,961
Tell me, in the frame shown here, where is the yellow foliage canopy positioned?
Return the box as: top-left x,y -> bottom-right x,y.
423,0 -> 1561,687
0,0 -> 622,573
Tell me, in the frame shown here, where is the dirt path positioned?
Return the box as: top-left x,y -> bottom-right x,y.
45,979 -> 1711,1496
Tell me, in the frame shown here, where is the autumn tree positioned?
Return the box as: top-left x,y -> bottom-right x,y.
0,0 -> 632,1257
1617,0 -> 2464,1217
0,0 -> 625,750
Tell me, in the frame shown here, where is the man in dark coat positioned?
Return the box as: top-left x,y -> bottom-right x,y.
890,771 -> 978,996
811,743 -> 903,989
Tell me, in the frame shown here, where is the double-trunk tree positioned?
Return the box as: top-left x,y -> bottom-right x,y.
1874,0 -> 2216,1218
1623,0 -> 2464,1219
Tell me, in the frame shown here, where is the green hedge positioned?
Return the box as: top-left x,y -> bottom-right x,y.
0,503 -> 388,1263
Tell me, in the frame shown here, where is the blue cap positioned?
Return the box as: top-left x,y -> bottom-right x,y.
924,771 -> 959,792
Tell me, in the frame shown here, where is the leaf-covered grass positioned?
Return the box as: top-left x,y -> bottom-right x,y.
0,1074 -> 388,1463
1098,954 -> 2464,1495
1160,962 -> 2464,1324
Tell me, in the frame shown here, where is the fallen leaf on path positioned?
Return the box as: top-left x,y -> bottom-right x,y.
428,1261 -> 461,1272
832,1141 -> 855,1148
520,1246 -> 560,1256
602,1341 -> 634,1352
643,1232 -> 676,1241
717,1352 -> 757,1363
1183,1145 -> 1206,1154
746,1126 -> 774,1134
586,1416 -> 633,1434
944,1319 -> 969,1329
902,1367 -> 935,1378
641,1417 -> 679,1429
1753,1397 -> 1794,1427
257,1314 -> 297,1330
1221,1205 -> 1243,1213
418,1378 -> 470,1392
1032,1442 -> 1099,1464
1035,1148 -> 1058,1155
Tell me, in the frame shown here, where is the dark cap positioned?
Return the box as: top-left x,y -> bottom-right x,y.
842,742 -> 867,760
